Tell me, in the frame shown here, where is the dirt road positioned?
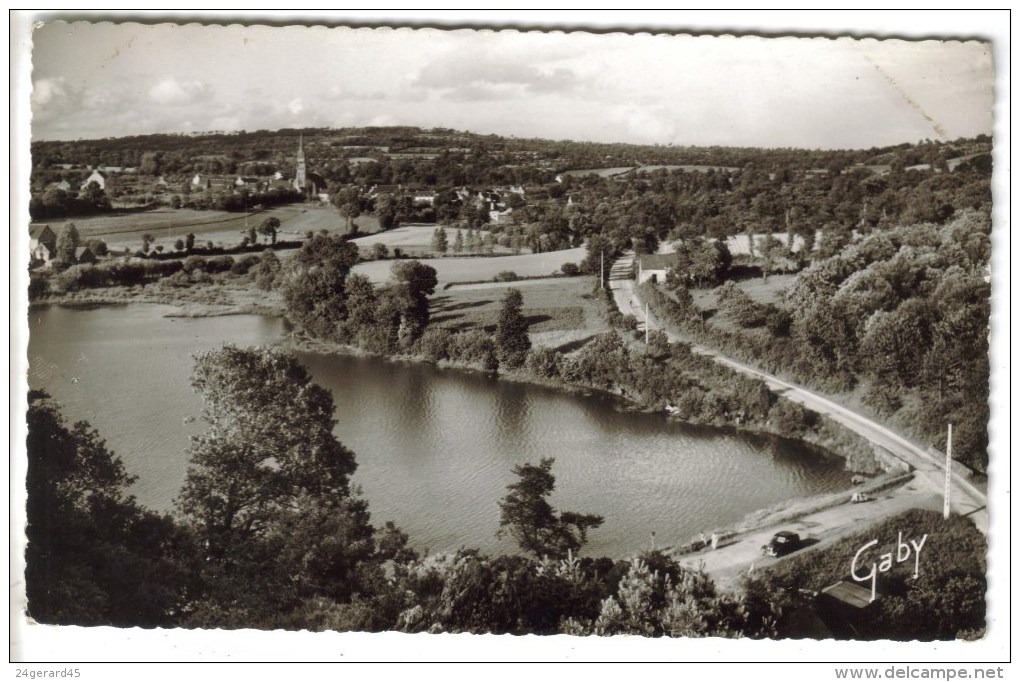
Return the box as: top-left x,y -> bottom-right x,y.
608,251 -> 988,535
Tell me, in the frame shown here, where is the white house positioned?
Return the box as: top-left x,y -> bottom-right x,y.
80,169 -> 108,191
636,253 -> 674,284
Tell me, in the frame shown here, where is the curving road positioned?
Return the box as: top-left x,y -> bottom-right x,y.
609,251 -> 988,535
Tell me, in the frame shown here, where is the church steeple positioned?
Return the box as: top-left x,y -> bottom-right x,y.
294,133 -> 307,191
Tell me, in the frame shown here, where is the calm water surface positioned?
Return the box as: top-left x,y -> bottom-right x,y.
27,304 -> 850,557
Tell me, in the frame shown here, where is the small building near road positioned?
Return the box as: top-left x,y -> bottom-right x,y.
636,253 -> 674,284
815,580 -> 884,638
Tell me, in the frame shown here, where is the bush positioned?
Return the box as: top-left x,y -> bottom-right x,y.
28,275 -> 50,299
204,256 -> 235,274
417,327 -> 452,363
448,330 -> 498,370
560,262 -> 580,277
182,256 -> 206,274
231,254 -> 261,275
525,347 -> 562,378
495,271 -> 519,282
55,264 -> 112,291
142,260 -> 182,278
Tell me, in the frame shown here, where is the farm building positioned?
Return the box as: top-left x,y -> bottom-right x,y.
636,253 -> 674,284
73,247 -> 98,265
29,224 -> 57,265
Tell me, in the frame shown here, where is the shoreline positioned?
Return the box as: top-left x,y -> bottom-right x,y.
30,297 -> 912,565
34,294 -> 873,470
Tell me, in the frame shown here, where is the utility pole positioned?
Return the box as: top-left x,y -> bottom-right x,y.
645,302 -> 649,345
943,423 -> 953,520
600,251 -> 604,290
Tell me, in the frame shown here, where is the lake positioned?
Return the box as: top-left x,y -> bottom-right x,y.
26,304 -> 850,558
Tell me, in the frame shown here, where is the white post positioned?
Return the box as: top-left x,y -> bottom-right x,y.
600,251 -> 604,289
943,423 -> 953,519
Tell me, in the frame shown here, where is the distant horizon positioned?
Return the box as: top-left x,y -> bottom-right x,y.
28,122 -> 991,154
29,23 -> 993,150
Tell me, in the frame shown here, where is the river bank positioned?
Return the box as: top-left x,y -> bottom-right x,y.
30,280 -> 886,482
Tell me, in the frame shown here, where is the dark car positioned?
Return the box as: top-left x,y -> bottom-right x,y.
761,530 -> 801,557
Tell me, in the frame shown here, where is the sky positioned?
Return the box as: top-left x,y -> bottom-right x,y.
27,18 -> 994,149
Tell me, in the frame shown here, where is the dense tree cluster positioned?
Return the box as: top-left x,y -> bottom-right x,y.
648,212 -> 990,470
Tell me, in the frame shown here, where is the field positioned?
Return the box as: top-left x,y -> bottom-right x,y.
692,273 -> 797,313
431,275 -> 608,351
349,224 -> 517,257
351,246 -> 587,287
658,232 -> 812,256
32,204 -> 377,253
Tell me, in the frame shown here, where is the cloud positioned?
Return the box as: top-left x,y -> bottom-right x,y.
287,98 -> 306,115
148,78 -> 213,106
32,77 -> 70,108
412,52 -> 581,102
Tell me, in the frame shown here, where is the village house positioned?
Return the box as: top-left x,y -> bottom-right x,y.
413,190 -> 436,206
73,246 -> 98,265
488,206 -> 514,225
80,169 -> 108,191
29,224 -> 57,265
636,253 -> 674,284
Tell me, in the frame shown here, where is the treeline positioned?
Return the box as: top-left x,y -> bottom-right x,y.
28,184 -> 111,221
646,211 -> 991,471
31,126 -> 990,179
559,155 -> 991,257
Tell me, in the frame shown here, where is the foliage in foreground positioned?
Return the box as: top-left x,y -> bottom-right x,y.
22,347 -> 984,640
748,508 -> 986,640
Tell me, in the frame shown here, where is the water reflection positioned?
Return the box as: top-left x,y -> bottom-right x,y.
29,304 -> 850,558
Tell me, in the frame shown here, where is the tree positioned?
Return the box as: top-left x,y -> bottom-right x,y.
174,238 -> 185,252
258,217 -> 280,245
331,186 -> 362,234
375,192 -> 400,231
25,391 -> 189,626
54,223 -> 80,264
495,288 -> 531,370
390,260 -> 439,345
254,249 -> 282,290
281,234 -> 360,339
453,229 -> 465,254
86,238 -> 108,257
371,243 -> 389,260
185,232 -> 196,251
431,227 -> 449,254
497,457 -> 603,560
79,181 -> 111,211
176,347 -> 376,621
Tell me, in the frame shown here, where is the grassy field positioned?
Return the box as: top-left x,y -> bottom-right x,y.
351,247 -> 587,286
430,275 -> 608,351
350,224 -> 519,258
31,204 -> 376,254
693,273 -> 796,312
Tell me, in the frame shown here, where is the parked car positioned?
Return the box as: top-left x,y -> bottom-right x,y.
761,530 -> 801,557
850,491 -> 873,504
